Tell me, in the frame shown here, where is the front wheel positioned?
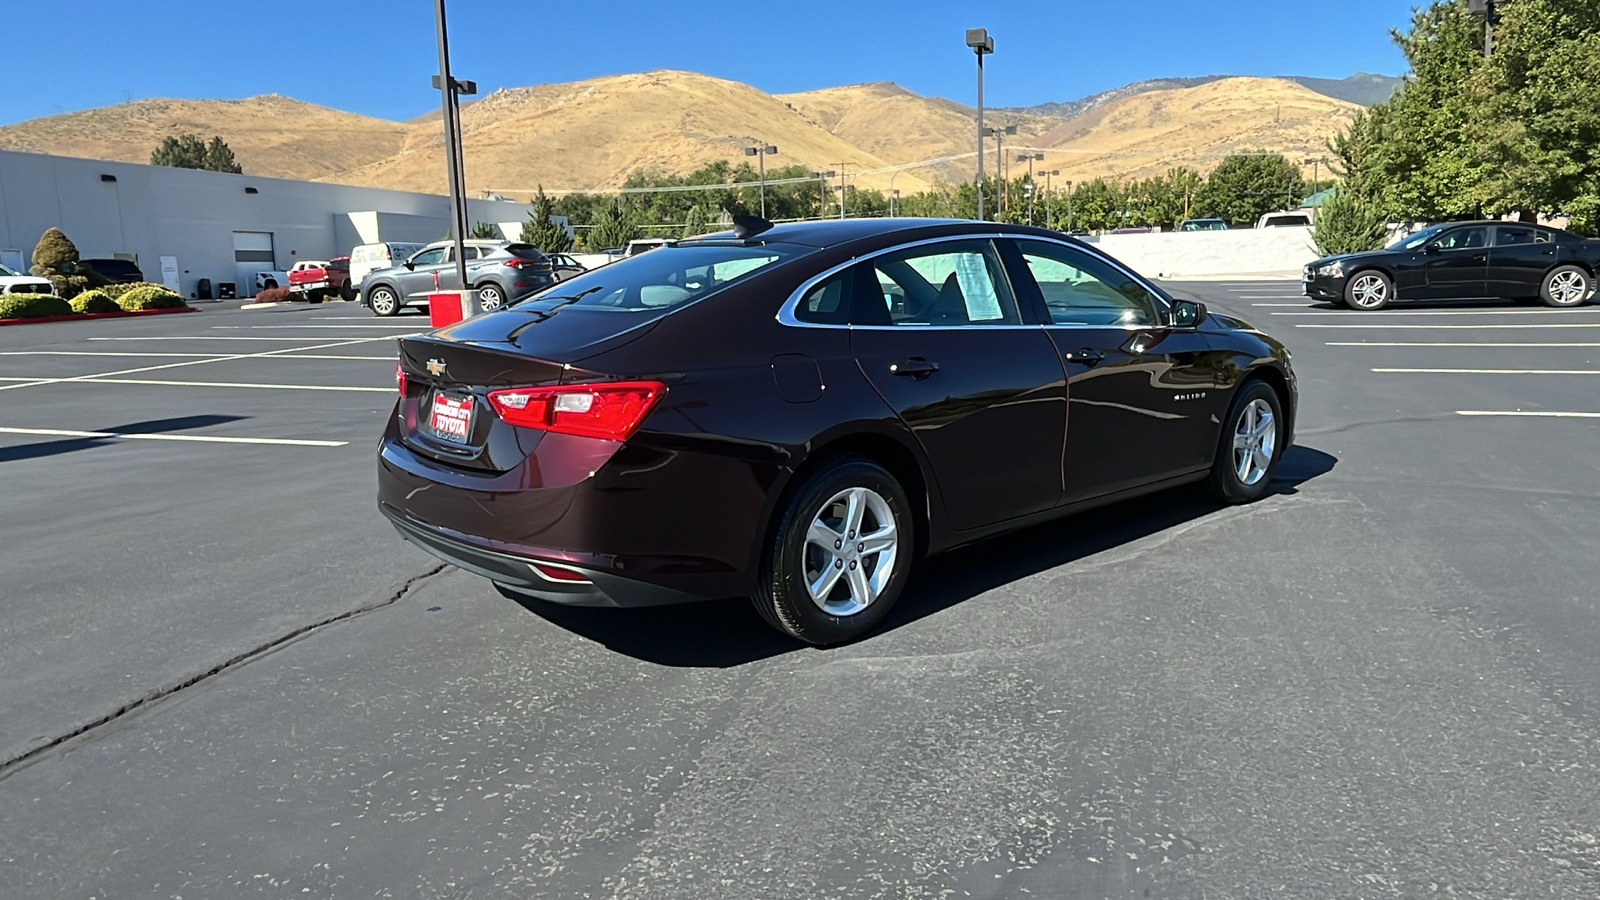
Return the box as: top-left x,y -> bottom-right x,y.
1541,265 -> 1593,307
1345,271 -> 1392,311
753,457 -> 912,645
476,283 -> 506,312
369,285 -> 400,317
1205,381 -> 1284,504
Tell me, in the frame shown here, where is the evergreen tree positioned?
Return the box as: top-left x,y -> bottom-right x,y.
469,221 -> 500,239
151,134 -> 208,169
519,187 -> 573,252
202,136 -> 243,174
1313,187 -> 1391,256
588,203 -> 641,250
1193,154 -> 1307,226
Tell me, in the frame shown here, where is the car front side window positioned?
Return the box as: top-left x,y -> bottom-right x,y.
1437,228 -> 1486,251
410,248 -> 446,267
852,240 -> 1021,327
1013,240 -> 1162,327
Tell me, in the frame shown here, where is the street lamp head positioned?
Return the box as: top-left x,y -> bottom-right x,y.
965,28 -> 994,54
745,147 -> 758,157
765,145 -> 778,155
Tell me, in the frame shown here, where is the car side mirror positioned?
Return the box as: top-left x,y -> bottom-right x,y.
1170,299 -> 1207,329
404,261 -> 416,269
1424,243 -> 1441,255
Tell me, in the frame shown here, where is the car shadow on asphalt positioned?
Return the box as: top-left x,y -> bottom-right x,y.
0,415 -> 248,463
505,445 -> 1338,668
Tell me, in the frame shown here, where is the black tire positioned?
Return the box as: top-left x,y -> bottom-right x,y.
1344,270 -> 1392,311
476,283 -> 506,312
753,456 -> 913,645
1205,380 -> 1285,504
369,285 -> 401,317
1541,265 -> 1592,308
340,280 -> 356,302
261,278 -> 278,290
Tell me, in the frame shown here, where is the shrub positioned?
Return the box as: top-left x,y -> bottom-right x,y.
115,285 -> 187,311
254,287 -> 292,303
104,281 -> 171,300
0,293 -> 74,319
31,227 -> 79,272
44,273 -> 90,299
70,290 -> 120,314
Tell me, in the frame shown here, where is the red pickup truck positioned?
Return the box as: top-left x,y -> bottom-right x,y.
288,257 -> 354,301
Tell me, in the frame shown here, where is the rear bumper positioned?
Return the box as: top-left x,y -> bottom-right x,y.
381,504 -> 708,608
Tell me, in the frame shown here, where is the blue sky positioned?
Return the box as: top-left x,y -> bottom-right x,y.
3,0 -> 1415,126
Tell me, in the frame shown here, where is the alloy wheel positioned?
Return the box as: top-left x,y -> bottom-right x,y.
370,289 -> 397,316
802,487 -> 898,617
478,286 -> 505,312
1550,270 -> 1587,305
1232,398 -> 1277,487
1349,274 -> 1388,309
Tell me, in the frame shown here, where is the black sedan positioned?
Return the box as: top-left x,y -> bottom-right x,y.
1304,220 -> 1600,310
378,218 -> 1298,644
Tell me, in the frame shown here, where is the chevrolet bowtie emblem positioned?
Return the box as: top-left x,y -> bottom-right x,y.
426,358 -> 446,377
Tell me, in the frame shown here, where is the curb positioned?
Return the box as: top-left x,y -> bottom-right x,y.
0,306 -> 199,327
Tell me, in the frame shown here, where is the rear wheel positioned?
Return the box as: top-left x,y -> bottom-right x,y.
1345,271 -> 1392,311
753,457 -> 912,645
1541,265 -> 1592,307
476,283 -> 506,312
340,280 -> 356,302
369,285 -> 400,317
1205,380 -> 1284,504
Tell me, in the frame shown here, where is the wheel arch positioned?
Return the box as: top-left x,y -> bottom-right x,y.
1242,364 -> 1296,446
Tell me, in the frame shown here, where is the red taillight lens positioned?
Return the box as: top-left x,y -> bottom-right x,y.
531,562 -> 592,583
487,381 -> 665,441
396,363 -> 406,396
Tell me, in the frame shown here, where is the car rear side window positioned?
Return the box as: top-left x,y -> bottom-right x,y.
1014,240 -> 1162,327
796,272 -> 851,325
1496,226 -> 1551,246
854,240 -> 1021,327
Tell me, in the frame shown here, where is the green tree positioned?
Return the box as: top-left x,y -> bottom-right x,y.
202,136 -> 243,174
1055,179 -> 1121,232
1193,154 -> 1307,226
588,203 -> 640,251
1312,187 -> 1391,256
519,187 -> 573,252
682,204 -> 710,238
469,221 -> 500,239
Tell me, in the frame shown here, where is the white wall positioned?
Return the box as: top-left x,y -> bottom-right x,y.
1086,227 -> 1319,278
0,150 -> 526,297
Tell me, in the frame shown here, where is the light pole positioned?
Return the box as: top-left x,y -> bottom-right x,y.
1018,152 -> 1043,225
432,0 -> 477,291
1302,156 -> 1327,201
891,189 -> 901,217
1064,180 -> 1075,233
966,28 -> 992,220
809,170 -> 835,220
1039,168 -> 1060,227
744,144 -> 779,218
983,124 -> 1017,217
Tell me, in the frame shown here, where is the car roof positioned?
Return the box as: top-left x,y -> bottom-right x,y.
683,217 -> 1058,250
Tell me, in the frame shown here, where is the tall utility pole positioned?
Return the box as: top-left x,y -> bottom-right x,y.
967,29 -> 994,221
1040,168 -> 1060,227
744,144 -> 779,218
810,170 -> 835,220
432,0 -> 476,291
1469,0 -> 1498,55
832,164 -> 852,219
1065,180 -> 1075,233
983,124 -> 1017,217
1019,152 -> 1043,225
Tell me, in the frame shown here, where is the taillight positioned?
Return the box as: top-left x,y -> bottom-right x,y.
396,363 -> 406,396
487,381 -> 665,441
504,259 -> 547,269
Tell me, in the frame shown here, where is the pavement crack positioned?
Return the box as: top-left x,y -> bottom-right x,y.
0,564 -> 448,780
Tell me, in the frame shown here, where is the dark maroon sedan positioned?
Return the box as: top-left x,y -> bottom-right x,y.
379,218 -> 1297,644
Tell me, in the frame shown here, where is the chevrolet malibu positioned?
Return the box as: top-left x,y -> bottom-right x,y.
379,218 -> 1297,644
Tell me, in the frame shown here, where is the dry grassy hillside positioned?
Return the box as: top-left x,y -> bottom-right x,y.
335,71 -> 931,196
777,82 -> 1052,185
0,96 -> 410,181
1035,77 -> 1360,182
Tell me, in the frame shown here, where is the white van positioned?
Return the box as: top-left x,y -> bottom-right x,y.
349,242 -> 426,288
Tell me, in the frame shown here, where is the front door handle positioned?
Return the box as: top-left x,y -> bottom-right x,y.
889,358 -> 940,378
1067,347 -> 1106,364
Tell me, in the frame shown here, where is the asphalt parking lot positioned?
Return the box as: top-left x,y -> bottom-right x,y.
3,288 -> 1600,899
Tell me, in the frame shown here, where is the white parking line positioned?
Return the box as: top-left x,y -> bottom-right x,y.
1329,341 -> 1600,347
1275,309 -> 1600,316
1252,303 -> 1315,307
1300,323 -> 1600,329
0,426 -> 347,447
0,377 -> 392,393
0,351 -> 222,358
89,336 -> 418,342
212,324 -> 425,330
1457,411 -> 1600,419
0,337 -> 402,393
1374,368 -> 1600,375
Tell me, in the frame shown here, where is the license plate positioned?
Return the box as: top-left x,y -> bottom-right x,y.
429,391 -> 474,443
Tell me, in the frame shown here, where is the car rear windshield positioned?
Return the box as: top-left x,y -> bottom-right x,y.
503,244 -> 547,260
513,242 -> 814,315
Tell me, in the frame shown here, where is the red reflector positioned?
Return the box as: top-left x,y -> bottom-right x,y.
532,562 -> 591,583
488,381 -> 665,441
396,363 -> 406,396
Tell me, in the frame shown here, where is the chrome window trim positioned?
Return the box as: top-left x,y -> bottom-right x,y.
776,232 -> 1174,332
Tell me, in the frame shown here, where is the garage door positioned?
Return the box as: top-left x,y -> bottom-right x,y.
234,232 -> 276,296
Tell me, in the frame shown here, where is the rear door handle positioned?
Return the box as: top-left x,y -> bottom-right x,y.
1067,347 -> 1106,363
889,358 -> 940,378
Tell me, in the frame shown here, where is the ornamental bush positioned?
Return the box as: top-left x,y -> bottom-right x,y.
70,290 -> 120,314
254,287 -> 292,303
0,293 -> 74,319
114,285 -> 187,311
104,281 -> 171,300
30,227 -> 79,273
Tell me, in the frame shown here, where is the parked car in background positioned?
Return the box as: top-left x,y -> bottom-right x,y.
625,238 -> 671,256
363,240 -> 559,316
349,242 -> 427,290
0,263 -> 55,295
78,258 -> 144,284
1305,220 -> 1600,310
254,270 -> 290,291
380,217 -> 1298,644
288,257 -> 353,301
1180,218 -> 1229,232
1257,212 -> 1313,228
1109,226 -> 1153,235
545,253 -> 588,281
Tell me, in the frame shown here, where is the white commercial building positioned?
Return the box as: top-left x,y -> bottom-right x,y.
0,149 -> 529,298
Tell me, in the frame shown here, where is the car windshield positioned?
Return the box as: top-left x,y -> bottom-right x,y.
0,264 -> 16,277
1389,224 -> 1450,251
513,242 -> 814,315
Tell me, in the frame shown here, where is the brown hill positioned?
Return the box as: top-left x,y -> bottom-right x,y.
777,82 -> 1053,186
1034,77 -> 1361,183
335,70 -> 932,197
0,95 -> 410,181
